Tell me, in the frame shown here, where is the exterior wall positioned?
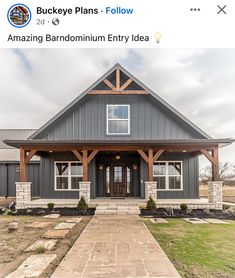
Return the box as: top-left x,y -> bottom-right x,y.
35,94 -> 204,141
40,152 -> 96,199
140,152 -> 199,199
0,162 -> 40,197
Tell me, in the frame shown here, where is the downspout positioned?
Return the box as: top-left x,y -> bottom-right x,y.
4,162 -> 8,198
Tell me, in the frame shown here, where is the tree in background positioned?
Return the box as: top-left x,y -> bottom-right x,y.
200,162 -> 235,185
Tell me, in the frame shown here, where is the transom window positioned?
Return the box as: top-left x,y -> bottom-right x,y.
153,161 -> 183,191
107,105 -> 130,135
55,162 -> 83,191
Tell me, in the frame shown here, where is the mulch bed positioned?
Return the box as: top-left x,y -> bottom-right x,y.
141,208 -> 235,220
0,207 -> 95,216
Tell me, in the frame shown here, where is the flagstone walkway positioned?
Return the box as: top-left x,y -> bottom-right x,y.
51,215 -> 181,278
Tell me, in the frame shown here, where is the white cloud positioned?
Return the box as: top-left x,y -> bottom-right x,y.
0,48 -> 234,165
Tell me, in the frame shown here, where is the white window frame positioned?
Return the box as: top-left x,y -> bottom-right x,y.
106,104 -> 130,135
54,161 -> 83,191
153,161 -> 183,191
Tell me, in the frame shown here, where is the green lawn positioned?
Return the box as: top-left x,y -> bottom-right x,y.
145,219 -> 235,278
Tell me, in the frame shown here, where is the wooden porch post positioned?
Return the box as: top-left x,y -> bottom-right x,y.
148,149 -> 153,182
20,147 -> 26,182
212,148 -> 219,181
83,150 -> 88,182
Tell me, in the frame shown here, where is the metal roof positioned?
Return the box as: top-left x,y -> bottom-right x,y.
29,63 -> 211,140
0,129 -> 36,149
0,129 -> 38,161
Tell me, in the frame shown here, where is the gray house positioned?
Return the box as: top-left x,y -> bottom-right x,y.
2,64 -> 233,208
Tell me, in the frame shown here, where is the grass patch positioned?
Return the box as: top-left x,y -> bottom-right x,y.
145,219 -> 235,278
35,246 -> 46,254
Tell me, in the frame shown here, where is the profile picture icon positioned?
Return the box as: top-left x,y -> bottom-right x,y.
8,4 -> 31,28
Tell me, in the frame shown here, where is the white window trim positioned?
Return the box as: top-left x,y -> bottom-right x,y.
153,161 -> 183,191
54,161 -> 82,191
106,104 -> 130,135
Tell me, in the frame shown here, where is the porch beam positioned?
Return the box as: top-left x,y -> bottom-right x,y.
25,150 -> 37,164
200,149 -> 214,163
103,79 -> 116,91
120,78 -> 133,90
148,149 -> 154,182
72,150 -> 83,162
212,148 -> 219,181
83,149 -> 88,182
137,149 -> 149,164
153,149 -> 165,162
87,150 -> 99,164
116,69 -> 120,90
20,147 -> 26,182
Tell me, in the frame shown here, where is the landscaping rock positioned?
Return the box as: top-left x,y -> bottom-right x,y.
183,218 -> 209,224
42,229 -> 69,239
5,254 -> 56,278
25,239 -> 58,252
54,222 -> 76,230
66,217 -> 82,223
8,222 -> 19,232
43,213 -> 60,219
149,218 -> 168,224
204,218 -> 230,224
26,222 -> 51,229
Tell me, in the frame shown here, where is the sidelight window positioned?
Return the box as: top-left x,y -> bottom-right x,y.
107,105 -> 130,135
153,161 -> 183,191
55,161 -> 83,191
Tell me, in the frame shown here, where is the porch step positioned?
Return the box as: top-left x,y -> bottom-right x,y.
95,204 -> 140,215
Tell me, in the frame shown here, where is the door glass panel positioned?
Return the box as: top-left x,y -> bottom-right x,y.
126,166 -> 131,194
114,166 -> 122,183
106,167 -> 110,193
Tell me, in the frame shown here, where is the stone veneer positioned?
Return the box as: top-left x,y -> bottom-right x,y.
145,181 -> 157,201
15,182 -> 31,209
79,181 -> 91,203
208,181 -> 223,210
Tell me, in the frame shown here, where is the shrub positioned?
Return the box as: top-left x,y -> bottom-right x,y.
180,203 -> 188,212
77,196 -> 88,212
47,203 -> 55,210
146,196 -> 156,211
35,246 -> 45,254
223,204 -> 230,210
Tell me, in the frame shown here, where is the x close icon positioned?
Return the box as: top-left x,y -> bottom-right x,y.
217,5 -> 227,14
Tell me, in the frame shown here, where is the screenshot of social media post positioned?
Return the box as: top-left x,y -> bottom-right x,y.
0,1 -> 235,278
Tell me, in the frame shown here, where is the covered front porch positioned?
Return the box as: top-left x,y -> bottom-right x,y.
4,138 -> 233,209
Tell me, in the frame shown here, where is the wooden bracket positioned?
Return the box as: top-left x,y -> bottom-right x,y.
120,78 -> 133,91
137,149 -> 149,163
87,150 -> 99,164
72,150 -> 83,162
103,79 -> 116,91
200,149 -> 214,163
153,150 -> 165,162
25,150 -> 37,164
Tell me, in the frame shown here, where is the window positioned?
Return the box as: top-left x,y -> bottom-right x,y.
114,166 -> 123,182
107,105 -> 130,135
55,162 -> 83,191
153,161 -> 183,191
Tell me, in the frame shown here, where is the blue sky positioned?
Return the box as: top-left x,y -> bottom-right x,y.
0,48 -> 234,167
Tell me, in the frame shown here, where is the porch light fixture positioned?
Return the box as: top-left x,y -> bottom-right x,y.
99,164 -> 104,170
116,155 -> 121,160
49,150 -> 53,153
182,150 -> 186,153
133,164 -> 138,170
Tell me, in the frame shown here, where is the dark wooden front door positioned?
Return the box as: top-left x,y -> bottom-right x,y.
111,165 -> 126,197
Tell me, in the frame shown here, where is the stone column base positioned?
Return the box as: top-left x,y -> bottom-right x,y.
145,181 -> 157,202
208,181 -> 223,210
15,182 -> 31,209
79,181 -> 91,204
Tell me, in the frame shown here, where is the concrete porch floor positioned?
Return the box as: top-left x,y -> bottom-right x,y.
24,197 -> 210,209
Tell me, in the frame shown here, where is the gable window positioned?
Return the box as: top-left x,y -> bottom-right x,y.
153,161 -> 183,191
55,162 -> 83,191
107,105 -> 130,135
